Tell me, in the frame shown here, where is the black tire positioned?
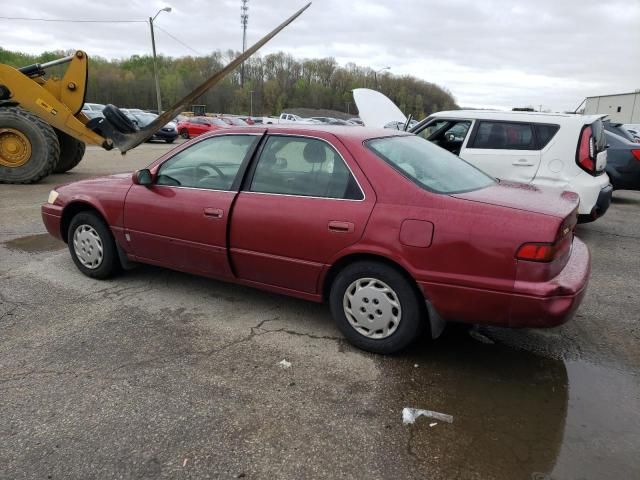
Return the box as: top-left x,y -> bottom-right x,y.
165,138 -> 175,144
179,129 -> 189,139
0,106 -> 60,184
53,129 -> 86,173
329,261 -> 426,354
102,104 -> 138,134
67,211 -> 120,279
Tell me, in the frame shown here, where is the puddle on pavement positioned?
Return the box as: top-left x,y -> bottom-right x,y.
3,233 -> 65,253
378,327 -> 640,480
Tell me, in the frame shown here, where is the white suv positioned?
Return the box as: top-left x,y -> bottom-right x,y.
354,89 -> 613,222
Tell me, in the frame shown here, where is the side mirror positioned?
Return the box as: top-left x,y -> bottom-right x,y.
132,169 -> 153,186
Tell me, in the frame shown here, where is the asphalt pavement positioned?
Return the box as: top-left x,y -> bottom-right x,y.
1,141 -> 639,479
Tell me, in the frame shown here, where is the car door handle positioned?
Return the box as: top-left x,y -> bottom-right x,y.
328,221 -> 354,233
513,159 -> 534,166
203,208 -> 224,218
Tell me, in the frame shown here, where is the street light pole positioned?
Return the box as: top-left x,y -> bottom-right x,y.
374,66 -> 390,90
149,7 -> 171,113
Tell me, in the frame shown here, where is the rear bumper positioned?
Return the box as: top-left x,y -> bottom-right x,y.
41,204 -> 64,241
578,184 -> 612,223
508,238 -> 590,327
418,238 -> 591,328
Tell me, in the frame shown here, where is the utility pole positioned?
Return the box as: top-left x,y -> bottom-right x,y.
149,7 -> 172,113
250,90 -> 254,117
240,0 -> 249,87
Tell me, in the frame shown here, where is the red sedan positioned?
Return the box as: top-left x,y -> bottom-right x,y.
41,126 -> 590,354
176,116 -> 228,139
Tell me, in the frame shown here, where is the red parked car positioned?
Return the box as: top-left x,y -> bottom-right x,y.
42,126 -> 590,354
176,116 -> 228,139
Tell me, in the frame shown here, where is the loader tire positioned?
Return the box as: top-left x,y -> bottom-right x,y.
53,129 -> 86,173
103,104 -> 137,134
0,106 -> 60,184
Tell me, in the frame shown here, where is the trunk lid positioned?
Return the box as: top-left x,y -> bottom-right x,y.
452,181 -> 579,219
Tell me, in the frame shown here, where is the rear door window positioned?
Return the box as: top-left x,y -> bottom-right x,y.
534,124 -> 560,148
249,136 -> 363,200
470,122 -> 535,150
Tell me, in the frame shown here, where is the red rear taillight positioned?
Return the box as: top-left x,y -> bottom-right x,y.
516,211 -> 575,263
632,149 -> 640,161
516,243 -> 557,262
576,126 -> 596,173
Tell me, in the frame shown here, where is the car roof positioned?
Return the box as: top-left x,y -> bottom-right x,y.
198,124 -> 410,142
431,110 -> 605,124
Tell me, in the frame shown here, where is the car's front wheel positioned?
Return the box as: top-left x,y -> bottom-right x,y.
329,261 -> 426,354
67,211 -> 119,279
180,129 -> 189,139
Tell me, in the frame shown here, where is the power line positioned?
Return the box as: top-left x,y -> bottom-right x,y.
0,16 -> 145,23
154,25 -> 203,56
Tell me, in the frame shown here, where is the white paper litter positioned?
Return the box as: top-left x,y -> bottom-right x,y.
414,364 -> 419,368
278,359 -> 292,369
402,407 -> 453,425
429,422 -> 438,427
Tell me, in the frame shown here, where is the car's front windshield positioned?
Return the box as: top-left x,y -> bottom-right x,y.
365,135 -> 495,194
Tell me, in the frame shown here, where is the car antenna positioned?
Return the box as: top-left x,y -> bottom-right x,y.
403,114 -> 413,131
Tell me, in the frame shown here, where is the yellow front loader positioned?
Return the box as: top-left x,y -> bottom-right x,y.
0,3 -> 310,184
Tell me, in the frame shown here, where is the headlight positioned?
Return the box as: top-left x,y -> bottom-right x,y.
47,190 -> 59,204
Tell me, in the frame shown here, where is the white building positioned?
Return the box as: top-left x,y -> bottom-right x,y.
584,91 -> 640,123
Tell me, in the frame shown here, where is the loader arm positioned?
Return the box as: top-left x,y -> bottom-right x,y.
0,2 -> 311,154
0,51 -> 111,148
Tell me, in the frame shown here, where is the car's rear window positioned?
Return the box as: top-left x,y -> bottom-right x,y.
365,135 -> 495,194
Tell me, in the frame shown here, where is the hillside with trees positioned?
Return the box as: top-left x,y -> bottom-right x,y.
0,48 -> 457,117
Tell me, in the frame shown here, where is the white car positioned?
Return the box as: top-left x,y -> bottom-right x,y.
354,89 -> 612,222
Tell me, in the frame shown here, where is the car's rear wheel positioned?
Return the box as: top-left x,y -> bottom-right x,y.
329,261 -> 426,354
67,211 -> 119,279
180,129 -> 189,139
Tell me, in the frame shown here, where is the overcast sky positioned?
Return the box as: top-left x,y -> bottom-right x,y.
2,0 -> 639,112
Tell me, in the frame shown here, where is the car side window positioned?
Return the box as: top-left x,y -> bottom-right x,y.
249,136 -> 363,200
156,135 -> 257,190
419,120 -> 472,155
470,121 -> 535,150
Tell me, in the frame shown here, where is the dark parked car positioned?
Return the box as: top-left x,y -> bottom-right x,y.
42,126 -> 590,354
129,113 -> 178,144
604,130 -> 640,191
603,120 -> 637,143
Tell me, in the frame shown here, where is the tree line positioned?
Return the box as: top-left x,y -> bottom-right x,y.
0,47 -> 458,117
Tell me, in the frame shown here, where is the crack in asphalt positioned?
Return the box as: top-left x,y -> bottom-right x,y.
0,315 -> 342,386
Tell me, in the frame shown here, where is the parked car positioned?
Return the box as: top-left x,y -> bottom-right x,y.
176,116 -> 228,139
623,124 -> 640,142
311,117 -> 353,125
42,126 -> 590,354
129,112 -> 178,143
353,88 -> 612,222
604,130 -> 640,191
263,113 -> 321,124
81,103 -> 105,120
219,116 -> 249,126
603,120 -> 637,143
348,117 -> 364,126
